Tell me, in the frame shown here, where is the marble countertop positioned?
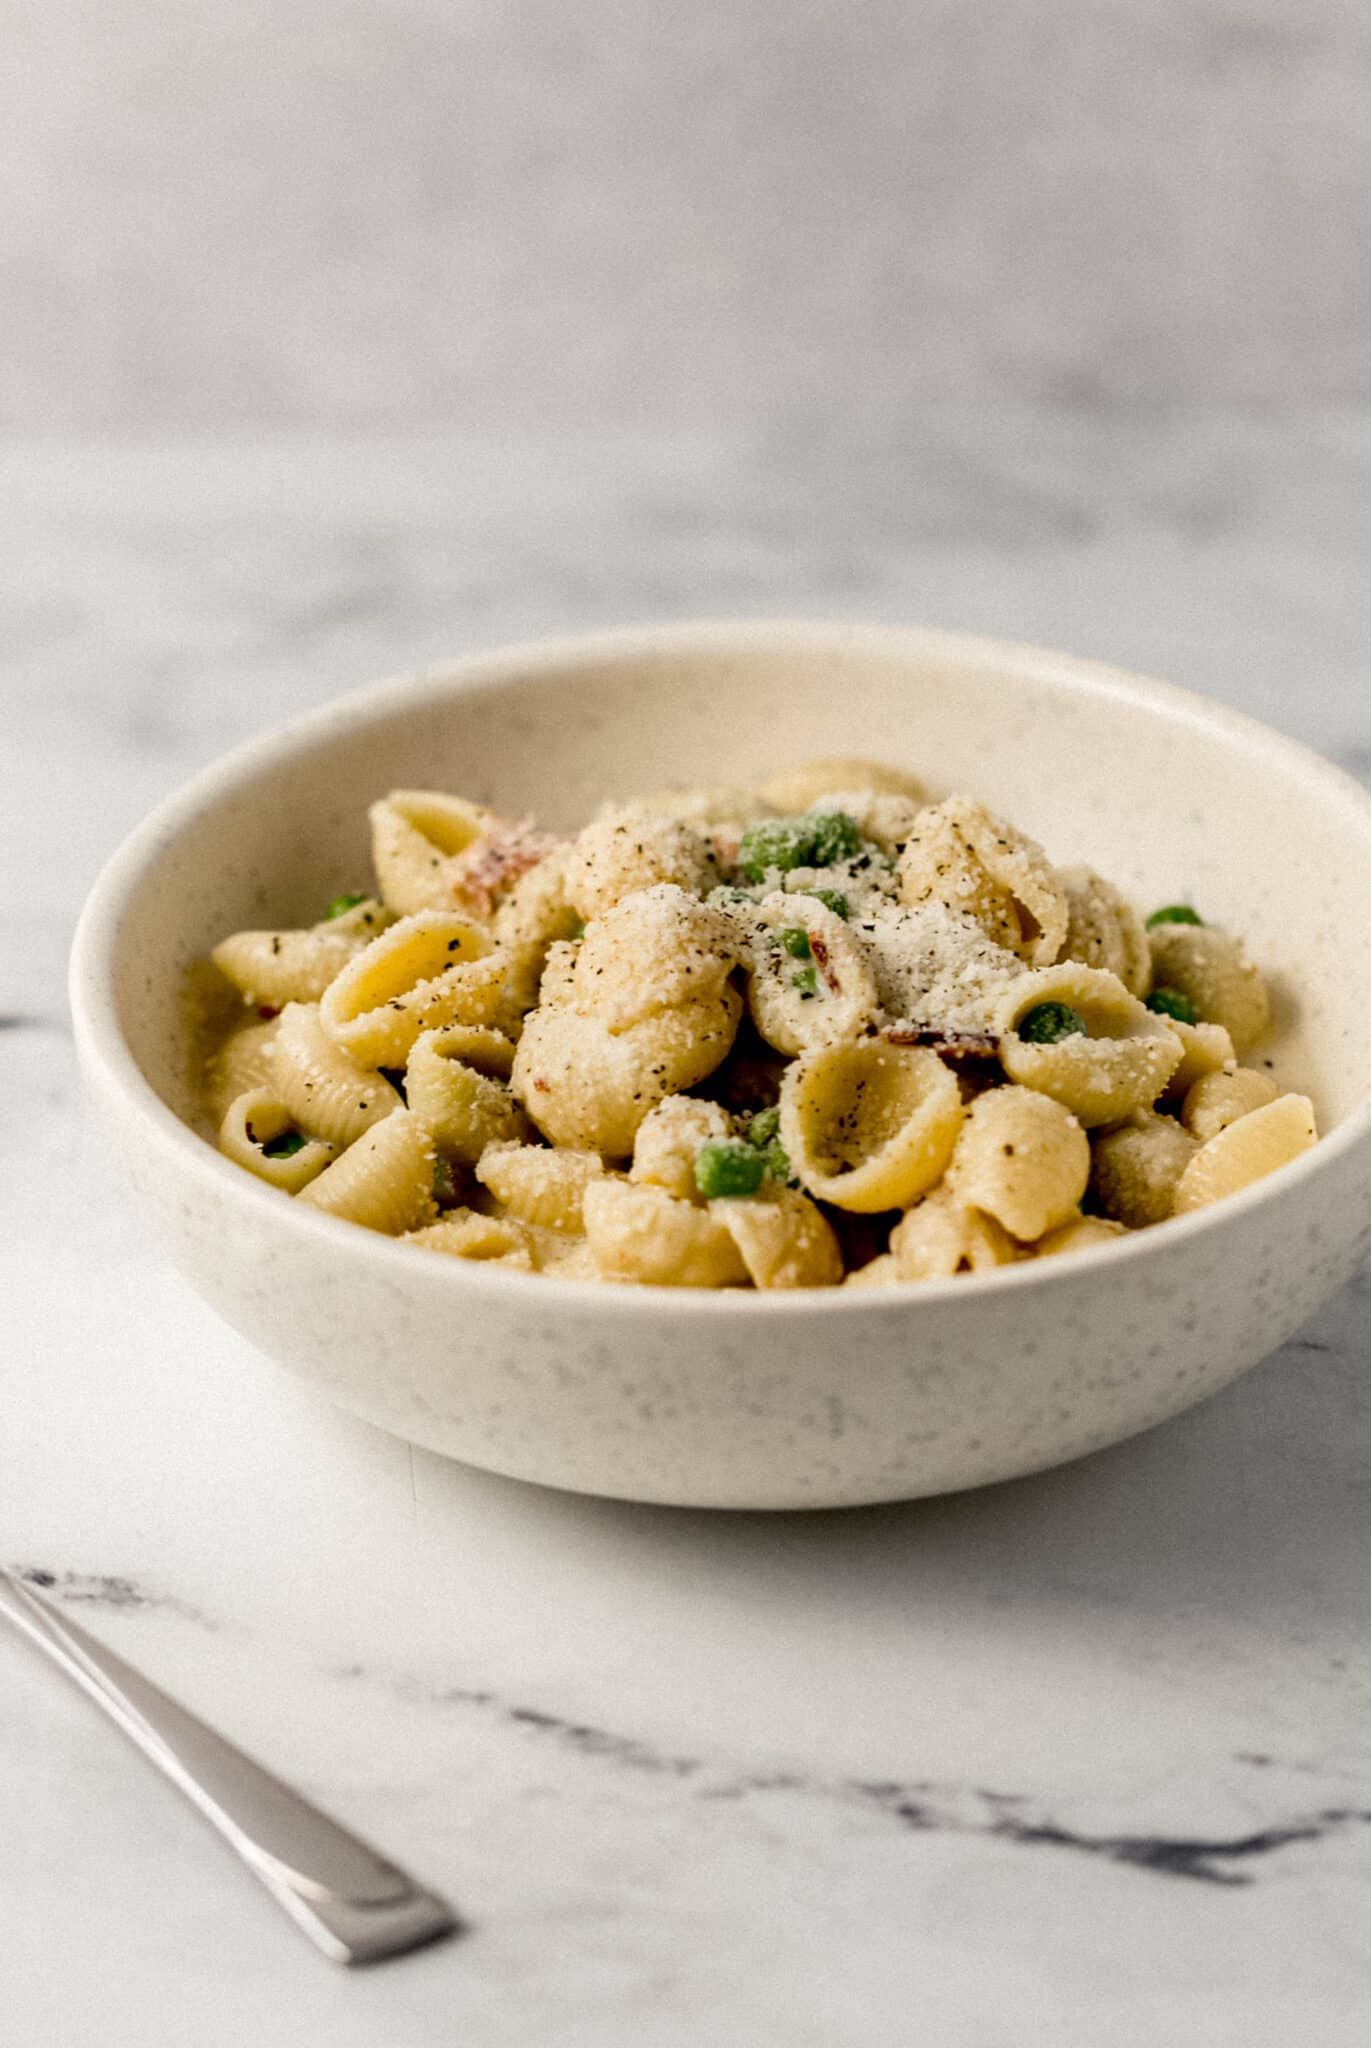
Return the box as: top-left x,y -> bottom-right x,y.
4,409 -> 1371,2046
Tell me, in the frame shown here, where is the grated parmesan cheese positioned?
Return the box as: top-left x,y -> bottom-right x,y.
860,900 -> 1025,1032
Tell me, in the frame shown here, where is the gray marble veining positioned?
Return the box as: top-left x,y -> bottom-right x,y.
2,409 -> 1370,2045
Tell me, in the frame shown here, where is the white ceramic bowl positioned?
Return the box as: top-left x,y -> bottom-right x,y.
70,622 -> 1371,1509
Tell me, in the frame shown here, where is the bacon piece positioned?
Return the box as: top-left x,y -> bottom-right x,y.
808,929 -> 844,997
449,822 -> 566,918
880,1022 -> 1001,1062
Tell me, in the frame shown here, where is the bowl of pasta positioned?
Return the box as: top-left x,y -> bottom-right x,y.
70,622 -> 1371,1508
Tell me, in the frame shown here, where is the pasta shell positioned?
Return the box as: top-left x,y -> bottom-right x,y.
819,790 -> 923,850
271,1001 -> 403,1148
638,785 -> 775,833
711,1186 -> 844,1289
406,1027 -> 530,1162
631,1096 -> 734,1202
1180,1064 -> 1280,1144
1089,1112 -> 1198,1227
1159,1019 -> 1237,1099
369,790 -> 499,915
582,1180 -> 749,1287
897,797 -> 1068,966
493,844 -> 582,1015
297,1110 -> 437,1234
1058,867 -> 1150,995
745,894 -> 881,1055
403,1209 -> 537,1268
512,990 -> 742,1157
842,1253 -> 903,1289
204,1016 -> 282,1126
889,1183 -> 1021,1280
319,911 -> 501,1067
757,757 -> 924,812
779,1040 -> 963,1212
565,808 -> 718,921
948,1086 -> 1089,1241
1171,1094 -> 1317,1215
1035,1216 -> 1130,1258
475,1141 -> 605,1232
570,885 -> 741,1030
1146,923 -> 1271,1054
997,963 -> 1183,1127
210,899 -> 391,1008
217,1088 -> 336,1193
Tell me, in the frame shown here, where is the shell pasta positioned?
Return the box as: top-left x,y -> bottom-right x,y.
197,764 -> 1318,1287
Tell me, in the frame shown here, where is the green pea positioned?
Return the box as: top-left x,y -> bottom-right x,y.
757,1138 -> 792,1183
261,1129 -> 308,1159
777,926 -> 812,959
1146,904 -> 1203,928
694,1139 -> 767,1200
1018,1001 -> 1088,1044
569,918 -> 587,940
324,891 -> 367,920
737,817 -> 817,881
790,965 -> 820,997
1146,986 -> 1197,1025
744,1106 -> 781,1147
805,887 -> 849,919
807,809 -> 863,866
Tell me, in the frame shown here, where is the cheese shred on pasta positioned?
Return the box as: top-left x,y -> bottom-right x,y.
197,763 -> 1315,1287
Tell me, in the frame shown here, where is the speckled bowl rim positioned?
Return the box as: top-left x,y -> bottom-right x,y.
70,618 -> 1371,1317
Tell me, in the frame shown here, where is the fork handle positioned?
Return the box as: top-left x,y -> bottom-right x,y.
0,1569 -> 457,1964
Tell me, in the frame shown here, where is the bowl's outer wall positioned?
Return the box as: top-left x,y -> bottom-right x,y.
78,1041 -> 1371,1507
75,626 -> 1371,1506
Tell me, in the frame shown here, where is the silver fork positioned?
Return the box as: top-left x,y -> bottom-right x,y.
0,1567 -> 458,1965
